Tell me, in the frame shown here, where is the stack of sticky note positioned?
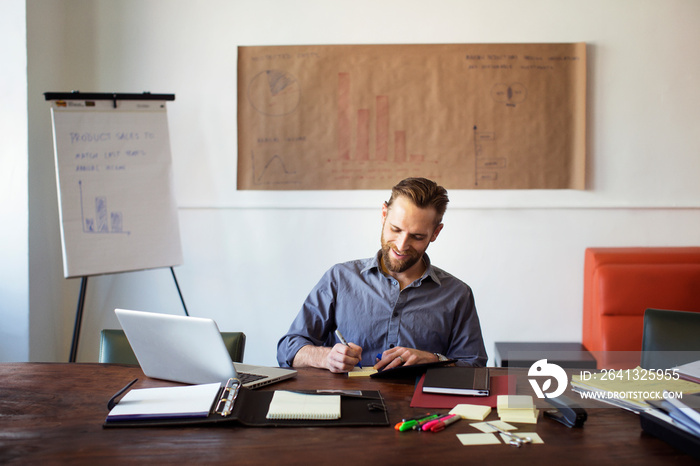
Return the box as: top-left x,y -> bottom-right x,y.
496,395 -> 539,424
449,404 -> 492,421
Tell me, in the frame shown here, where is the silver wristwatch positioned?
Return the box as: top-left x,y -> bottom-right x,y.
434,353 -> 448,362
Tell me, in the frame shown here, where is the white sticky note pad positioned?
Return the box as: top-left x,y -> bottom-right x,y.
499,432 -> 544,444
449,404 -> 492,420
471,421 -> 517,433
457,433 -> 502,446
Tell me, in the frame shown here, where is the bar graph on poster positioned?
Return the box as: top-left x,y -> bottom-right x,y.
237,43 -> 586,190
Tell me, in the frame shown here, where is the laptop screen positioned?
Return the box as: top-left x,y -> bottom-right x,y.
115,308 -> 237,384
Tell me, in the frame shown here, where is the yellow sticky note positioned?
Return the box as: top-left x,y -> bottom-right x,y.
347,367 -> 377,377
449,404 -> 492,421
497,395 -> 534,410
457,433 -> 502,446
499,409 -> 540,424
497,395 -> 539,424
471,421 -> 516,433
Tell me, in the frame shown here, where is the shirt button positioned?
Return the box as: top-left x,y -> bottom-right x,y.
389,344 -> 395,348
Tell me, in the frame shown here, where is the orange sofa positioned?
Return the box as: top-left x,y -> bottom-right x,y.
582,247 -> 700,368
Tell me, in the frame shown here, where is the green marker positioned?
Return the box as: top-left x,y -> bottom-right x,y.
399,414 -> 440,432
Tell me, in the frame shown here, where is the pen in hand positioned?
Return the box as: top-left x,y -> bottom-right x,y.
335,329 -> 362,368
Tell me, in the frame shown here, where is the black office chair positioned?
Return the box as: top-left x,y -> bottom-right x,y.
640,308 -> 700,370
99,329 -> 246,364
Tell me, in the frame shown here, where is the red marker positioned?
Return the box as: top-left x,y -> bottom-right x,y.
430,414 -> 461,432
420,414 -> 454,431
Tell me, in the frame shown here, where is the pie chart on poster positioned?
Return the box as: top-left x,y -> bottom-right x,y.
247,69 -> 301,116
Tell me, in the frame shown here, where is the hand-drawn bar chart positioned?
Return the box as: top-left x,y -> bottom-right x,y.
237,43 -> 586,190
337,72 -> 424,164
79,180 -> 128,235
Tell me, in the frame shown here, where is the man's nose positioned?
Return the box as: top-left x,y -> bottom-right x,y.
394,233 -> 409,252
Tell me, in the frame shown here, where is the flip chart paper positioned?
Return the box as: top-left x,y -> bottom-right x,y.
50,99 -> 182,277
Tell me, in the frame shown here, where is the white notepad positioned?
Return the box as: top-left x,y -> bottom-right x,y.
266,391 -> 341,420
107,383 -> 221,420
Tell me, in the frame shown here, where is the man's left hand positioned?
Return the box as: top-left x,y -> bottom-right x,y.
373,347 -> 438,371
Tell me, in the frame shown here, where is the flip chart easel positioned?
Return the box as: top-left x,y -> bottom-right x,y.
44,92 -> 186,362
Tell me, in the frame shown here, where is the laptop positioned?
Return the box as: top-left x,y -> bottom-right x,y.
114,308 -> 296,388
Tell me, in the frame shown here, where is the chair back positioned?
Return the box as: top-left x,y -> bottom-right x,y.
99,329 -> 246,364
640,308 -> 700,369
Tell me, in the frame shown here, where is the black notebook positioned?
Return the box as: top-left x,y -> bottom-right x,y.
422,367 -> 490,396
370,359 -> 455,379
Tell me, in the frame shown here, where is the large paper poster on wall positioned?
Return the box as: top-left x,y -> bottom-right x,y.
49,98 -> 183,278
237,43 -> 586,190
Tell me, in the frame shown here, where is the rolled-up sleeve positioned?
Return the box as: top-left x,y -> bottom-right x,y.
446,287 -> 488,367
277,270 -> 336,367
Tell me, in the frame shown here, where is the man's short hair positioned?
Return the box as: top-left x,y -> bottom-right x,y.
385,177 -> 449,225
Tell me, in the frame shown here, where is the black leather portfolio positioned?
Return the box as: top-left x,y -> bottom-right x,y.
103,379 -> 389,428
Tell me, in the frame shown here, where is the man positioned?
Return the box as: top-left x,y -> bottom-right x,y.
277,177 -> 487,372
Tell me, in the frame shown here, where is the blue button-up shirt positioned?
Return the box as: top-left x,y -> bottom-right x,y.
277,252 -> 487,367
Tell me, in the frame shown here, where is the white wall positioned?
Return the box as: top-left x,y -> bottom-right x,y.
24,0 -> 700,366
0,0 -> 29,362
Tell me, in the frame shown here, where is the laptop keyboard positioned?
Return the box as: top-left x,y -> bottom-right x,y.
237,372 -> 266,385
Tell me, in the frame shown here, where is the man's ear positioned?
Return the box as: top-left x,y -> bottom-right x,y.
430,223 -> 444,242
381,202 -> 389,223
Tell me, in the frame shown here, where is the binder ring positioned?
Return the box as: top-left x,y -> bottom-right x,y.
215,378 -> 241,417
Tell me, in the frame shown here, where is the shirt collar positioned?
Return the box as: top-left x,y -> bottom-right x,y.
363,251 -> 442,286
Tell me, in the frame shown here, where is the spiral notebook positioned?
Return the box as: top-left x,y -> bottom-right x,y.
266,391 -> 341,420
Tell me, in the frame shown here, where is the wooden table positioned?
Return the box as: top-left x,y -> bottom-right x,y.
0,363 -> 695,464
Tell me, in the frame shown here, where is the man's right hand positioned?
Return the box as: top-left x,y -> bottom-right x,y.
293,343 -> 363,373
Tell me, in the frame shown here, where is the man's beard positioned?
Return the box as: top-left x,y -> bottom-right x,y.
380,233 -> 421,274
